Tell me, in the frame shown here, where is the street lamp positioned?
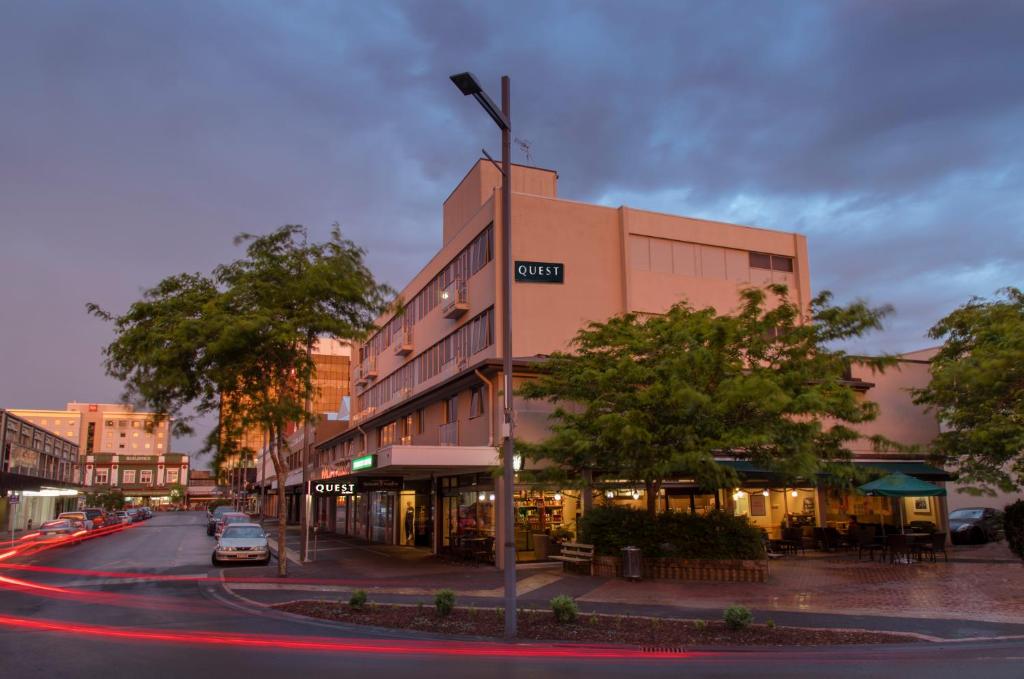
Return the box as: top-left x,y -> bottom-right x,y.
450,70 -> 516,640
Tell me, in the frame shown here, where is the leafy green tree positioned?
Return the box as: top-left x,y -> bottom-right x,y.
89,225 -> 391,576
167,482 -> 186,506
913,288 -> 1024,494
519,285 -> 897,515
85,488 -> 126,511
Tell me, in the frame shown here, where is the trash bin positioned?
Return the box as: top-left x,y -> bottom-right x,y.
621,546 -> 642,580
533,533 -> 550,559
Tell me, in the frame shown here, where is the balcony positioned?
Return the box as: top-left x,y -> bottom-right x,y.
441,280 -> 469,319
439,421 -> 458,447
364,359 -> 378,380
394,328 -> 414,356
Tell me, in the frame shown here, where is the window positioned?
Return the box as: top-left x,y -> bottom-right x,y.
120,432 -> 126,438
132,421 -> 139,428
122,470 -> 136,484
378,422 -> 396,448
119,444 -> 125,449
469,387 -> 484,418
140,470 -> 153,484
166,469 -> 179,484
749,252 -> 793,272
416,409 -> 425,434
444,395 -> 458,424
95,469 -> 109,484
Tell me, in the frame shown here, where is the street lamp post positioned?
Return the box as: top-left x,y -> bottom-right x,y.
450,71 -> 517,639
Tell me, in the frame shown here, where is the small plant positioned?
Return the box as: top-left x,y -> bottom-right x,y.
434,589 -> 456,617
693,619 -> 707,631
416,603 -> 424,615
550,595 -> 578,624
765,619 -> 776,629
468,606 -> 477,618
588,614 -> 599,625
348,589 -> 367,610
724,605 -> 754,630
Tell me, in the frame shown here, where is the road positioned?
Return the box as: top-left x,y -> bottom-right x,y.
1,511 -> 1021,678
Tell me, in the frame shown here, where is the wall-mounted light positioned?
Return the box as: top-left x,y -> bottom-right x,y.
553,492 -> 562,502
631,490 -> 641,500
791,490 -> 798,498
488,493 -> 495,502
478,492 -> 486,501
762,489 -> 770,497
605,490 -> 614,499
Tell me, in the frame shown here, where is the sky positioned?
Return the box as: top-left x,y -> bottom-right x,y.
1,1 -> 1021,458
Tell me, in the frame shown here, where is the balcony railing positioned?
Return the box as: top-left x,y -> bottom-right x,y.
441,280 -> 469,319
439,421 -> 458,447
394,328 -> 414,356
364,358 -> 378,380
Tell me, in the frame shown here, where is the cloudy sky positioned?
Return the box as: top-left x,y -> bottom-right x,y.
2,1 -> 1021,456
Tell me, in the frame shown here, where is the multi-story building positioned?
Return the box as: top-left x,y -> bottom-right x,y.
222,338 -> 352,479
1,409 -> 81,530
311,159 -> 866,562
83,451 -> 189,506
10,402 -> 173,460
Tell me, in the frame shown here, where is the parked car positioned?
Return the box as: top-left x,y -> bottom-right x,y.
125,508 -> 142,523
138,507 -> 153,520
214,512 -> 252,539
212,523 -> 271,566
206,505 -> 236,536
58,511 -> 94,531
114,510 -> 133,525
32,519 -> 87,545
950,507 -> 1001,544
82,508 -> 112,529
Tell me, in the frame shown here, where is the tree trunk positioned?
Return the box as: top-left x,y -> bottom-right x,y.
272,427 -> 289,578
582,468 -> 594,513
645,479 -> 660,517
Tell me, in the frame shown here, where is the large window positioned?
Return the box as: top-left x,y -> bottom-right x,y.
122,469 -> 136,484
140,470 -> 153,484
749,252 -> 793,272
95,469 -> 109,484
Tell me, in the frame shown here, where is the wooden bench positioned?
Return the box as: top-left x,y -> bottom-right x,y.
550,542 -> 595,574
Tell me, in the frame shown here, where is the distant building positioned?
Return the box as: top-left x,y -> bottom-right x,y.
185,469 -> 222,508
1,409 -> 81,530
83,451 -> 189,506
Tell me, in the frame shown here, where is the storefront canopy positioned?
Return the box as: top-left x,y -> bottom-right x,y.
858,472 -> 946,497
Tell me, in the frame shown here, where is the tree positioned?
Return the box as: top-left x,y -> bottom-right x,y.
518,285 -> 897,516
89,225 -> 391,576
85,488 -> 126,511
167,482 -> 186,506
913,288 -> 1024,494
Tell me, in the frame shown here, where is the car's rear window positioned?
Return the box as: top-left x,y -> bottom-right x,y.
224,514 -> 249,523
222,526 -> 264,539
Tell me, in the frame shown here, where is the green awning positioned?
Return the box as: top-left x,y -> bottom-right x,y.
858,472 -> 946,497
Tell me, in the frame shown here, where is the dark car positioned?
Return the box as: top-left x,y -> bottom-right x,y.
82,507 -> 112,529
207,505 -> 236,536
949,507 -> 1001,544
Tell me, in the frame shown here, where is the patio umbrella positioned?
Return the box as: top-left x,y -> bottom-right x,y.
858,472 -> 946,534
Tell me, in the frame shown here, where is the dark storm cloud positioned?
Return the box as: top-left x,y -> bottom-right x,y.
1,1 -> 1021,453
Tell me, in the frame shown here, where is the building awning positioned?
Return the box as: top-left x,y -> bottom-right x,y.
350,445 -> 500,478
715,459 -> 952,483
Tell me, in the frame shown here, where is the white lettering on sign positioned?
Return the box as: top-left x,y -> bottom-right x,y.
514,260 -> 564,283
313,482 -> 355,495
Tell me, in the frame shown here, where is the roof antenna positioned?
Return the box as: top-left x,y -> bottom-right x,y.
514,137 -> 532,163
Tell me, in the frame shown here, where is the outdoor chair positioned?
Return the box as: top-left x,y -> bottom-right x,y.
781,527 -> 806,555
916,532 -> 948,562
886,534 -> 915,564
856,528 -> 885,561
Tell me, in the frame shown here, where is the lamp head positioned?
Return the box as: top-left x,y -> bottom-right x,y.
450,72 -> 483,96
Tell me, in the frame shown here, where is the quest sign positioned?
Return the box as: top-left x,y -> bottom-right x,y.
514,260 -> 564,284
309,477 -> 402,497
309,480 -> 356,497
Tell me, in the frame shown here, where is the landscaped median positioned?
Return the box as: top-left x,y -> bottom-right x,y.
273,594 -> 920,647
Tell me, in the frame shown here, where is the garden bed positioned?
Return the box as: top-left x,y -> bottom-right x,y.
273,600 -> 919,647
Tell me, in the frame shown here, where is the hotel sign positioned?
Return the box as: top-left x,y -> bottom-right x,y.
310,480 -> 356,497
515,261 -> 564,284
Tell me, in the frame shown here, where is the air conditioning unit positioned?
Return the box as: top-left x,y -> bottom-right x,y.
441,280 -> 469,319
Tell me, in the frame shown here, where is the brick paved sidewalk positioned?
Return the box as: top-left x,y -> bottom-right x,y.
244,524 -> 1023,628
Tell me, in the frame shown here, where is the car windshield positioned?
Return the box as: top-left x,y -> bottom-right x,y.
224,514 -> 249,524
222,526 -> 264,539
212,506 -> 234,517
950,509 -> 985,520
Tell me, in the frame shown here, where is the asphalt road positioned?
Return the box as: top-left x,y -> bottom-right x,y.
1,511 -> 1021,679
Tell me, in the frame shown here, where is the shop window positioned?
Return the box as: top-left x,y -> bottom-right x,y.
140,470 -> 153,484
122,470 -> 136,484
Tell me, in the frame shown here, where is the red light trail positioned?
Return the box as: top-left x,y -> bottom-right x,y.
0,614 -> 698,660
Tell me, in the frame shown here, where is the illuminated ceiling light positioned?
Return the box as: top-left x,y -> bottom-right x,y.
605,490 -> 614,499
478,493 -> 486,501
553,492 -> 562,502
762,489 -> 770,497
791,490 -> 798,498
488,493 -> 495,502
631,490 -> 641,500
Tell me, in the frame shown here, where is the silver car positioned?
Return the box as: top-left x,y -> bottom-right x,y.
212,523 -> 271,566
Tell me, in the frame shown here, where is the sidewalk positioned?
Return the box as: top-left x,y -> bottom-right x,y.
237,524 -> 1024,640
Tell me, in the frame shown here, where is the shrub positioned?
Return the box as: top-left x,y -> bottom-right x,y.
765,619 -> 776,629
550,595 -> 578,624
348,589 -> 367,609
434,589 -> 456,617
724,605 -> 754,630
1005,501 -> 1024,562
579,506 -> 764,559
693,619 -> 707,631
589,614 -> 599,625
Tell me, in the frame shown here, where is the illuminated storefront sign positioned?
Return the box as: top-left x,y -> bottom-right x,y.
352,454 -> 376,471
514,261 -> 564,284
